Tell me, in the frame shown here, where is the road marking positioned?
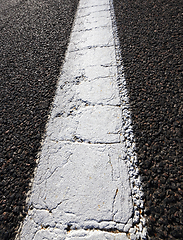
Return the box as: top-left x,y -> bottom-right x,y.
17,0 -> 146,239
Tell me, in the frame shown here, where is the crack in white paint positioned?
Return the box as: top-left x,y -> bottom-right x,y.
16,0 -> 147,239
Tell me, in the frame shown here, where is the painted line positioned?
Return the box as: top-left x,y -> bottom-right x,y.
16,0 -> 147,239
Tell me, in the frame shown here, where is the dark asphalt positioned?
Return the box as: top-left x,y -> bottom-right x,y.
113,0 -> 182,239
0,0 -> 79,239
0,0 -> 182,239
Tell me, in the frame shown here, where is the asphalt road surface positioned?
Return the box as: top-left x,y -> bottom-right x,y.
0,0 -> 182,239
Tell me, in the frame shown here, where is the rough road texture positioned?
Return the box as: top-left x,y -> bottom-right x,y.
113,0 -> 183,239
1,0 -> 182,239
0,0 -> 79,239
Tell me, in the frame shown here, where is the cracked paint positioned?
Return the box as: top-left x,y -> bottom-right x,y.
16,0 -> 147,239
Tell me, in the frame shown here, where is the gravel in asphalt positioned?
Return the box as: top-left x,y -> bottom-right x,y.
0,0 -> 182,239
113,0 -> 182,239
0,0 -> 79,239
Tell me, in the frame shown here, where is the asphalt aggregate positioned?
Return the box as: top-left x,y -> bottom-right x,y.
113,0 -> 182,239
0,0 -> 182,240
0,0 -> 79,239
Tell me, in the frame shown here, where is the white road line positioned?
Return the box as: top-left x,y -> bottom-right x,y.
17,0 -> 146,239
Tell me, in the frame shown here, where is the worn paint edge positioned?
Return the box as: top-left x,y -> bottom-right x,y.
109,0 -> 147,239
